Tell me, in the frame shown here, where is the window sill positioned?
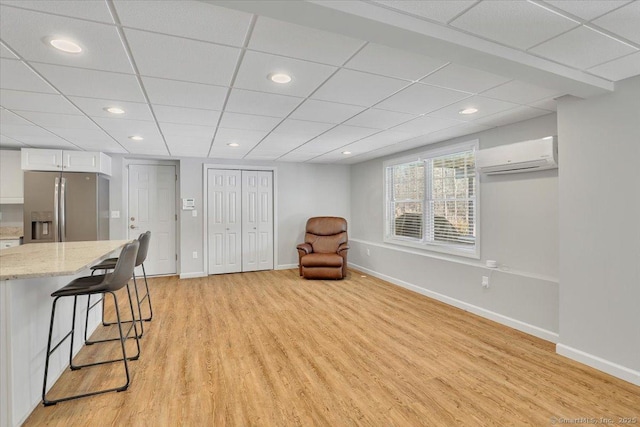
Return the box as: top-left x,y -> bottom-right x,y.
383,236 -> 480,260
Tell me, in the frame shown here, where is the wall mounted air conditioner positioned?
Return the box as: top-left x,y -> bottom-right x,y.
476,137 -> 558,175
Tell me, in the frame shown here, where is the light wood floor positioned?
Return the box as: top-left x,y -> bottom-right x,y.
25,269 -> 639,426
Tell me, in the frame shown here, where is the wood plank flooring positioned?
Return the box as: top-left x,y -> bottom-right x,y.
24,269 -> 639,426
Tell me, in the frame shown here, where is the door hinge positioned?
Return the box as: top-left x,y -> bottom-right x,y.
175,174 -> 178,181
175,214 -> 177,221
176,254 -> 178,261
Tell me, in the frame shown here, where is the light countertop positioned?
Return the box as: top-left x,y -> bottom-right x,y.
0,226 -> 23,240
0,240 -> 130,281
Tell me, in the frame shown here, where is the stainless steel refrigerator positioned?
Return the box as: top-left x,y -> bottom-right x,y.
23,171 -> 109,243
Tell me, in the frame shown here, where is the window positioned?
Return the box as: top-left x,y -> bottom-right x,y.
384,141 -> 479,258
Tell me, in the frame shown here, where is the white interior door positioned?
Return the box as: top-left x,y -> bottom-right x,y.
242,171 -> 274,272
128,164 -> 176,275
207,169 -> 242,274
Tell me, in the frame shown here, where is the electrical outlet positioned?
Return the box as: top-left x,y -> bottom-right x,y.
482,276 -> 490,288
111,210 -> 120,219
192,210 -> 197,217
192,251 -> 198,259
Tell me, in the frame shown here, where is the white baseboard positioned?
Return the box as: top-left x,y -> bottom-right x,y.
179,272 -> 207,279
277,264 -> 297,270
556,344 -> 640,386
350,263 -> 559,343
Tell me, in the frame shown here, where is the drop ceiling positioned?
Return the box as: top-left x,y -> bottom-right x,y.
0,0 -> 638,164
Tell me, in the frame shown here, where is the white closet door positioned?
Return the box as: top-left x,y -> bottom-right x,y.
242,171 -> 274,272
207,169 -> 242,274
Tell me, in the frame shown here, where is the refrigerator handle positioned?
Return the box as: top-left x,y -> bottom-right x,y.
60,177 -> 67,242
54,176 -> 60,242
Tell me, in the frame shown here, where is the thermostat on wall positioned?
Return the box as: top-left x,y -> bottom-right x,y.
182,198 -> 195,210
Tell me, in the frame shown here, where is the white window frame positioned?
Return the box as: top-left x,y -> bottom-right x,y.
383,140 -> 480,259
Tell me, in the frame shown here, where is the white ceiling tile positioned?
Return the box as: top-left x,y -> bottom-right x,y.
153,105 -> 220,126
0,135 -> 27,148
289,99 -> 365,124
271,119 -> 335,138
45,127 -> 126,153
114,0 -> 252,46
251,133 -> 312,153
159,122 -> 215,139
528,97 -> 558,111
219,112 -> 281,132
343,130 -> 413,152
588,51 -> 640,81
420,63 -> 510,94
450,1 -> 578,50
249,16 -> 365,65
1,43 -> 18,59
69,96 -> 154,121
1,1 -> 114,23
274,152 -> 316,162
209,146 -> 253,160
376,83 -> 471,115
11,111 -> 98,130
370,0 -> 477,23
0,124 -> 77,148
429,95 -> 519,121
166,142 -> 210,158
480,80 -> 561,105
0,89 -> 80,115
234,50 -> 337,97
474,105 -> 551,127
1,108 -> 33,126
212,128 -> 269,148
124,29 -> 241,86
31,63 -> 145,102
93,116 -> 160,138
0,6 -> 133,73
243,151 -> 283,161
344,108 -> 416,129
119,140 -> 168,156
299,125 -> 379,152
529,26 -> 637,70
0,58 -> 56,93
391,115 -> 464,136
142,77 -> 227,110
414,122 -> 493,145
311,69 -> 408,107
345,43 -> 447,80
225,89 -> 302,117
544,1 -> 630,21
593,1 -> 640,44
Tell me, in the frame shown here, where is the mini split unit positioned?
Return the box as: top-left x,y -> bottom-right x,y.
475,137 -> 558,175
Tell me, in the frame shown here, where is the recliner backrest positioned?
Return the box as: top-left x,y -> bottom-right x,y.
304,217 -> 347,254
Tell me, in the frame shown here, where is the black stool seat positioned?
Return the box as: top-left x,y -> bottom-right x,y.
42,241 -> 141,406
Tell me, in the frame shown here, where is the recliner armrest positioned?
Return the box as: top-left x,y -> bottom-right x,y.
297,243 -> 313,254
337,243 -> 349,254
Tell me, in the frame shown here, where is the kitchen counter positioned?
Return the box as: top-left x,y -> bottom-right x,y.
0,240 -> 130,281
0,227 -> 23,240
1,239 -> 131,427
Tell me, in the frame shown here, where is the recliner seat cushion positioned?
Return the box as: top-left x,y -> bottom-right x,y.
300,253 -> 343,268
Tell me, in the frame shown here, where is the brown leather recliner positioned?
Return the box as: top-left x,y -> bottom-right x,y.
297,217 -> 349,280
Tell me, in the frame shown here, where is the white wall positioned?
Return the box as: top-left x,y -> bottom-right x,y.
350,113 -> 560,341
557,76 -> 640,386
107,155 -> 351,276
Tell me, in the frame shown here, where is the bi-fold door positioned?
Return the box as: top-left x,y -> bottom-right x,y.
207,169 -> 274,275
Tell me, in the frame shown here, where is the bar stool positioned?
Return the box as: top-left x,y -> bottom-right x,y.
84,231 -> 151,342
42,240 -> 141,406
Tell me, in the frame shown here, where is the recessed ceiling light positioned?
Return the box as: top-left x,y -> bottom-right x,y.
227,142 -> 240,147
268,73 -> 292,84
49,39 -> 82,53
342,151 -> 352,155
104,107 -> 125,115
459,108 -> 478,115
129,135 -> 144,141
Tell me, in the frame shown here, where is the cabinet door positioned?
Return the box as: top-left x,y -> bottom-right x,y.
21,148 -> 62,171
63,151 -> 100,173
0,150 -> 24,202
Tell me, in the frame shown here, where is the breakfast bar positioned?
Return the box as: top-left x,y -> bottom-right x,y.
0,240 -> 129,427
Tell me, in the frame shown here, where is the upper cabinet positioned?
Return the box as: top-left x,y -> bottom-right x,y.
21,148 -> 112,176
0,150 -> 24,204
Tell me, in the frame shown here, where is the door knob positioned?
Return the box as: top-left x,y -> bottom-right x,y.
130,217 -> 135,221
130,225 -> 138,229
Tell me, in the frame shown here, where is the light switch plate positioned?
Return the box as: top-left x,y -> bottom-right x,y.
111,210 -> 120,218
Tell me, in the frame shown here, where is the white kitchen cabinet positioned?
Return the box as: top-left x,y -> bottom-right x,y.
21,148 -> 112,176
0,239 -> 20,250
0,150 -> 24,203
